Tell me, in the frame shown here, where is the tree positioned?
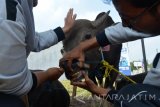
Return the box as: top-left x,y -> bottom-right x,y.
130,61 -> 137,71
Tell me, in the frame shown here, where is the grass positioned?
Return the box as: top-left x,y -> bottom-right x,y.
60,80 -> 91,97
60,80 -> 113,107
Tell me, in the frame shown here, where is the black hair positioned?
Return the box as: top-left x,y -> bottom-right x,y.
112,0 -> 160,15
112,0 -> 159,8
128,0 -> 159,8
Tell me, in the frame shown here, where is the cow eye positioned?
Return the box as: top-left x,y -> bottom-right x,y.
85,34 -> 91,39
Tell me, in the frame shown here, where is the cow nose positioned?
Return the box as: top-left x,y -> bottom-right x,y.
85,34 -> 91,39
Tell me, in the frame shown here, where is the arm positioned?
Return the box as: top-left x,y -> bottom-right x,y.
59,37 -> 100,73
33,27 -> 65,52
143,53 -> 160,86
31,8 -> 76,52
60,22 -> 154,55
76,22 -> 154,50
60,22 -> 153,76
71,72 -> 110,97
104,23 -> 154,44
33,68 -> 64,87
71,72 -> 118,103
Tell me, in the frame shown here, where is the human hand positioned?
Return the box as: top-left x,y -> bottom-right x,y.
46,67 -> 64,80
62,8 -> 77,35
33,67 -> 64,87
71,72 -> 108,96
59,45 -> 85,79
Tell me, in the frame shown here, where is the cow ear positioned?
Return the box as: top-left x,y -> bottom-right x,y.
91,11 -> 110,28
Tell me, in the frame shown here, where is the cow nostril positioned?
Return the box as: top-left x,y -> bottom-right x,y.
85,34 -> 91,39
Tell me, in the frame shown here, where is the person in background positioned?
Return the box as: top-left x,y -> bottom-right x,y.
60,0 -> 160,106
0,0 -> 76,107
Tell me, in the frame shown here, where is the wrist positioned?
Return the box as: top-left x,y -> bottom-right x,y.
96,31 -> 110,47
59,68 -> 65,74
47,68 -> 64,80
96,87 -> 110,97
46,68 -> 53,80
54,27 -> 65,41
62,27 -> 69,35
79,37 -> 99,52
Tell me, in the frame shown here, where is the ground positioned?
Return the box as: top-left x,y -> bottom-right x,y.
61,80 -> 113,107
69,96 -> 113,107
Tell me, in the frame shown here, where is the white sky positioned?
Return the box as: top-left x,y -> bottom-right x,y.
28,0 -> 160,72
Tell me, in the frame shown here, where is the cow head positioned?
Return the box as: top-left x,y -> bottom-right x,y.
61,11 -> 122,89
62,11 -> 114,63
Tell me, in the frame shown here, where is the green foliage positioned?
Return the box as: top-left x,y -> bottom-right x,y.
147,63 -> 153,69
130,61 -> 153,71
130,62 -> 136,71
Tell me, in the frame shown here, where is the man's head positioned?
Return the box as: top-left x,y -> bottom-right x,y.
112,0 -> 160,35
33,0 -> 38,7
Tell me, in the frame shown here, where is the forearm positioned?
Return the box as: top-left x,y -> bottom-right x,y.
105,23 -> 153,44
94,87 -> 111,97
79,37 -> 100,52
32,27 -> 65,52
33,68 -> 64,87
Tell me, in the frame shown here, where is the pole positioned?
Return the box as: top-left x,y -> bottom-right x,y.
141,39 -> 147,72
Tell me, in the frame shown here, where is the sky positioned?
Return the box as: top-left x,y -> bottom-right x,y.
27,0 -> 160,79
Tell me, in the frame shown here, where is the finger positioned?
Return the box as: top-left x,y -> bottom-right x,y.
70,8 -> 73,17
59,58 -> 65,67
67,60 -> 73,72
67,8 -> 72,17
71,81 -> 85,87
58,68 -> 64,74
78,53 -> 85,68
71,72 -> 80,81
78,60 -> 84,68
82,71 -> 88,79
71,81 -> 80,85
67,8 -> 73,19
65,9 -> 71,22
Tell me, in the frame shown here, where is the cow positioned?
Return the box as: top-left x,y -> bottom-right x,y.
61,11 -> 122,97
27,12 -> 122,107
28,11 -> 146,107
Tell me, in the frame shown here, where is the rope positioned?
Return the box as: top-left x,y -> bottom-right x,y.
101,60 -> 136,84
